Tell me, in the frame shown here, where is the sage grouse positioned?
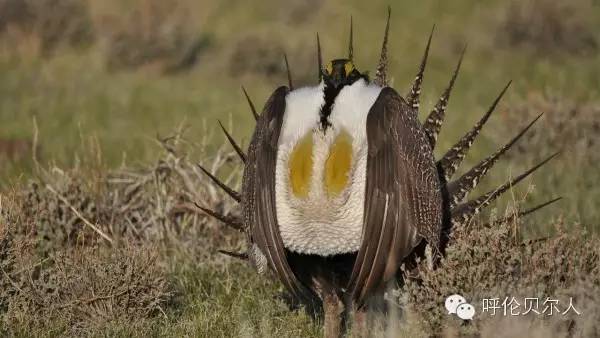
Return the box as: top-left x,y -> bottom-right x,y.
196,8 -> 559,337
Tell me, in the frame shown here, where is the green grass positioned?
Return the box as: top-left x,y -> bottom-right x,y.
100,262 -> 322,338
2,0 -> 599,223
2,0 -> 599,166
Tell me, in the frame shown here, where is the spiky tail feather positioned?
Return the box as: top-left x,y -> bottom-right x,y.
218,249 -> 249,260
483,197 -> 562,227
373,6 -> 391,87
406,26 -> 434,112
197,163 -> 241,202
211,10 -> 560,271
218,120 -> 246,164
317,33 -> 323,82
284,53 -> 293,90
423,46 -> 557,242
422,46 -> 465,148
450,152 -> 559,227
446,113 -> 543,208
195,202 -> 244,231
348,16 -> 354,60
437,81 -> 511,182
241,86 -> 259,121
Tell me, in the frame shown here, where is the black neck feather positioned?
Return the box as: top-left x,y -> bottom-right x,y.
320,84 -> 343,130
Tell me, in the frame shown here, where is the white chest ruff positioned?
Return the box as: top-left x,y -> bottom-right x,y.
275,80 -> 382,256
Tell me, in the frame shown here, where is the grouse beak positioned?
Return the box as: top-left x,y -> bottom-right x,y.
323,59 -> 362,90
329,72 -> 346,89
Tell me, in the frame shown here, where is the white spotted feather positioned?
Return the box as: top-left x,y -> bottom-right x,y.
275,79 -> 382,256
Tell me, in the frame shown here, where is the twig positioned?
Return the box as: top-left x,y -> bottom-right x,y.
32,115 -> 39,168
45,184 -> 114,244
1,268 -> 24,294
82,288 -> 130,304
10,257 -> 51,277
56,289 -> 131,310
157,305 -> 168,319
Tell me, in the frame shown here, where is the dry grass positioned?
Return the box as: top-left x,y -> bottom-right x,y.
2,243 -> 172,336
0,131 -> 326,336
0,132 -> 597,336
0,133 -> 246,336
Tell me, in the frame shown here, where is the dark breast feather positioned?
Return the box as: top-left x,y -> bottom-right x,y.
347,87 -> 443,305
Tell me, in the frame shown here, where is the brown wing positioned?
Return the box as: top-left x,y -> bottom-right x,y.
347,87 -> 442,305
242,86 -> 315,302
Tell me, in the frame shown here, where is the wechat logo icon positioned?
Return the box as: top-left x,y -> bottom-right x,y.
445,294 -> 475,320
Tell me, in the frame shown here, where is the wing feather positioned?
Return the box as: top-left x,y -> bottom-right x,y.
243,86 -> 314,301
348,87 -> 442,305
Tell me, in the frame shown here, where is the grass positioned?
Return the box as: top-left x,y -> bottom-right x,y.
0,0 -> 599,336
1,0 -> 599,225
2,146 -> 597,336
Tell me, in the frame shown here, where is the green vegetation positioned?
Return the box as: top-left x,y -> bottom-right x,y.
0,0 -> 599,336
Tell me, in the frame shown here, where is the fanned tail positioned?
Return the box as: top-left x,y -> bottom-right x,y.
241,86 -> 259,121
446,113 -> 543,208
197,163 -> 241,202
218,120 -> 247,164
374,6 -> 391,87
228,9 -> 562,282
195,202 -> 243,230
437,81 -> 511,181
317,33 -> 323,82
284,53 -> 293,90
450,152 -> 559,227
483,197 -> 562,227
406,26 -> 434,112
423,46 -> 466,149
218,249 -> 249,260
348,16 -> 354,60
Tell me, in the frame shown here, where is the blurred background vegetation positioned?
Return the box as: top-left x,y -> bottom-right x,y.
1,0 -> 599,230
0,0 -> 599,335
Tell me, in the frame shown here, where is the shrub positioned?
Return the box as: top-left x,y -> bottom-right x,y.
1,242 -> 172,335
402,219 -> 600,336
1,128 -> 597,336
9,132 -> 242,253
99,0 -> 210,72
0,0 -> 95,55
0,133 -> 243,335
498,0 -> 598,56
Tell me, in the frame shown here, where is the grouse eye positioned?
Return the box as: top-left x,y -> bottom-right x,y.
325,62 -> 333,75
344,62 -> 354,76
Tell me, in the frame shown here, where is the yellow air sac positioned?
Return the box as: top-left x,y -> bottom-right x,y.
325,131 -> 353,197
289,133 -> 314,198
